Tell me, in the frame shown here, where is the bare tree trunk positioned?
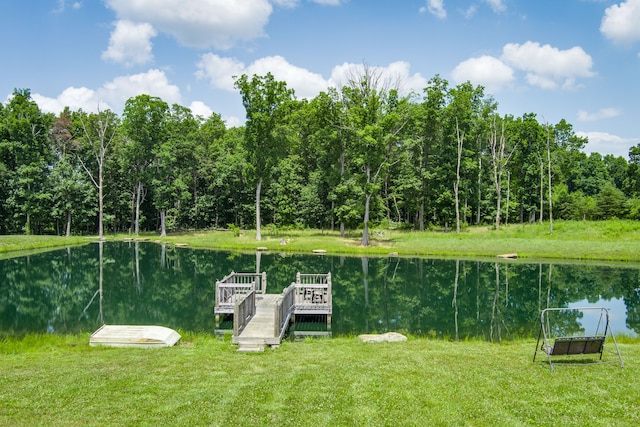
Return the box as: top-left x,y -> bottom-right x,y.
477,153 -> 482,225
539,159 -> 544,223
160,210 -> 166,237
135,181 -> 142,236
547,133 -> 553,234
490,120 -> 504,230
505,171 -> 510,226
66,211 -> 72,237
339,144 -> 346,237
362,165 -> 372,246
489,118 -> 516,230
255,177 -> 262,241
362,193 -> 371,246
454,118 -> 463,233
98,161 -> 104,239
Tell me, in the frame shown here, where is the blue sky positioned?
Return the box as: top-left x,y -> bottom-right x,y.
2,0 -> 639,158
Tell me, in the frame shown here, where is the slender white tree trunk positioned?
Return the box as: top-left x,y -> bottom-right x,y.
455,119 -> 463,233
547,135 -> 553,234
362,165 -> 371,246
255,177 -> 262,241
66,211 -> 72,237
160,210 -> 166,237
135,181 -> 142,236
98,161 -> 104,239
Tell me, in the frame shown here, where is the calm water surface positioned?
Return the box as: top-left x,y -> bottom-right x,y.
1,242 -> 639,340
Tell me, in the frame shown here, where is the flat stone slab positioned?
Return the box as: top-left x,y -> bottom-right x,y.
312,249 -> 327,254
497,253 -> 518,259
358,332 -> 407,343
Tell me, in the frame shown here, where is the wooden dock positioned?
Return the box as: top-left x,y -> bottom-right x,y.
214,272 -> 332,352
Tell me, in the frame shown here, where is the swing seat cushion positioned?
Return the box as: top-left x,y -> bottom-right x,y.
544,336 -> 605,356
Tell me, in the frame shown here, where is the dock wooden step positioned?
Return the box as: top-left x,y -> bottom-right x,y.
237,342 -> 266,352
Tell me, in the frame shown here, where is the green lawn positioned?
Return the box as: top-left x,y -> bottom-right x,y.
3,220 -> 640,262
142,219 -> 640,262
0,335 -> 637,426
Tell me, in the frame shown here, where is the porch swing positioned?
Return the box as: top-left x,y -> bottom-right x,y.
533,307 -> 624,371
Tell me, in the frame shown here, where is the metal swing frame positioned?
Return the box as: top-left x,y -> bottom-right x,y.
533,307 -> 624,371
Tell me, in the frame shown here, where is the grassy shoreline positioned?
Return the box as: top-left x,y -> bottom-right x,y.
3,219 -> 640,262
1,334 -> 638,426
3,221 -> 640,425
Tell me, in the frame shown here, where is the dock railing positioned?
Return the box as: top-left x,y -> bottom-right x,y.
234,290 -> 256,336
219,271 -> 266,294
275,284 -> 296,340
293,272 -> 332,315
215,282 -> 254,314
215,271 -> 267,314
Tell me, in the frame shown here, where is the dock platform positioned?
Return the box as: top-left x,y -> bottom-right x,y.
215,272 -> 332,352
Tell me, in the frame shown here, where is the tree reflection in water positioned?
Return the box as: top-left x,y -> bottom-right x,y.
0,242 -> 638,339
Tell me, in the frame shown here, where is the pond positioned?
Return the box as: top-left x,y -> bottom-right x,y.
1,242 -> 639,340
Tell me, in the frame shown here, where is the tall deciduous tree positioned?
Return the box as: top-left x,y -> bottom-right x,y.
74,108 -> 118,239
489,115 -> 516,230
340,65 -> 409,246
0,89 -> 53,234
121,95 -> 169,236
152,104 -> 198,236
234,73 -> 295,241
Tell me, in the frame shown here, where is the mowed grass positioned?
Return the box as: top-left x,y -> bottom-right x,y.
0,235 -> 89,258
147,219 -> 640,262
2,220 -> 640,262
0,334 -> 638,426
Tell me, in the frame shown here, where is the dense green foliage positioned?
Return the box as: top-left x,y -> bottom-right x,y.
2,75 -> 640,240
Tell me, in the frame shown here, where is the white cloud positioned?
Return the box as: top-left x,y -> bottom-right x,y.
420,0 -> 446,19
501,41 -> 594,89
248,56 -> 329,98
450,55 -> 515,92
273,0 -> 345,7
484,0 -> 506,13
195,54 -> 246,90
196,55 -> 426,99
104,0 -> 272,49
272,0 -> 299,7
600,0 -> 640,44
328,61 -> 428,94
52,0 -> 82,13
577,108 -> 622,122
33,69 -> 181,115
189,101 -> 213,118
33,87 -> 107,114
101,69 -> 182,107
577,131 -> 640,158
462,5 -> 478,19
102,20 -> 157,67
196,54 -> 327,99
310,0 -> 345,5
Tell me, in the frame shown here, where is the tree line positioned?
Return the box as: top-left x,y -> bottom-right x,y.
1,69 -> 639,244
